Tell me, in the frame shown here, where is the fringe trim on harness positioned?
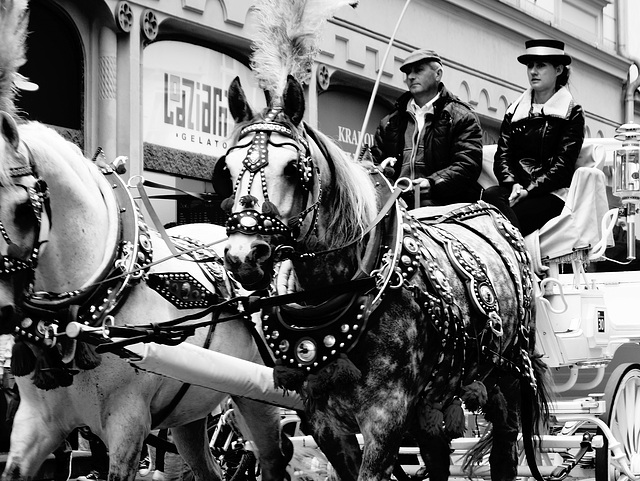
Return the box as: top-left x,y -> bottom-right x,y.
75,342 -> 102,370
547,250 -> 589,265
418,402 -> 444,437
418,399 -> 467,439
11,340 -> 35,376
11,339 -> 82,390
461,380 -> 488,412
483,385 -> 508,425
274,353 -> 362,408
32,344 -> 74,390
444,398 -> 466,438
274,360 -> 307,392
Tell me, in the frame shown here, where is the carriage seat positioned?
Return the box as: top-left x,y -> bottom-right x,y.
410,203 -> 471,220
480,142 -> 612,269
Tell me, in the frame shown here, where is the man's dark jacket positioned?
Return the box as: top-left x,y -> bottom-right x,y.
371,83 -> 483,204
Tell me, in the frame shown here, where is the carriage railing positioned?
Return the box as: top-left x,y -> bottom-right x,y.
283,403 -> 632,481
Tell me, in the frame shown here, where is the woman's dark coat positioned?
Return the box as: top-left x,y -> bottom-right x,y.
493,88 -> 585,197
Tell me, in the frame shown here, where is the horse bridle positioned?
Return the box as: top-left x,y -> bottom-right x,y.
0,143 -> 50,284
216,108 -> 322,251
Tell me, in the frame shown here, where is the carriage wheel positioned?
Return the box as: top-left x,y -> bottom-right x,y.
595,364 -> 640,481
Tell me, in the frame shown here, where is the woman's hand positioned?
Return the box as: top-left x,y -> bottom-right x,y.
508,183 -> 528,206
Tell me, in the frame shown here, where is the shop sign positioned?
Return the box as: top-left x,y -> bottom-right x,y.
143,41 -> 266,158
318,90 -> 389,156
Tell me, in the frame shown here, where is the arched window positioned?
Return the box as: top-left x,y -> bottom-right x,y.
15,0 -> 84,148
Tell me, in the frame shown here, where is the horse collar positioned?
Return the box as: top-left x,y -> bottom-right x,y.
17,168 -> 153,347
260,170 -> 402,372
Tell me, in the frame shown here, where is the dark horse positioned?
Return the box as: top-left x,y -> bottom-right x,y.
215,74 -> 551,481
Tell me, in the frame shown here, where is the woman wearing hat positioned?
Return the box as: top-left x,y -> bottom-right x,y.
483,39 -> 585,236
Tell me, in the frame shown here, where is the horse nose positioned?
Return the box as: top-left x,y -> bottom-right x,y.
224,240 -> 273,290
224,239 -> 272,267
247,240 -> 271,264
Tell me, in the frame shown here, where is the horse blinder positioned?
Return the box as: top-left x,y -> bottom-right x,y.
0,174 -> 50,278
212,155 -> 233,201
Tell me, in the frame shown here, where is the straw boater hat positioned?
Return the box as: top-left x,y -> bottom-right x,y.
517,39 -> 572,66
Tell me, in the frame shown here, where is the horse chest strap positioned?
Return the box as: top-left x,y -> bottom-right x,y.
261,292 -> 373,371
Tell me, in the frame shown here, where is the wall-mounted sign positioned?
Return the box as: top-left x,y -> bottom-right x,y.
143,41 -> 266,158
317,90 -> 390,156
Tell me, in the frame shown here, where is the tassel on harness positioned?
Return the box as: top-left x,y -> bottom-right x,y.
444,398 -> 466,439
461,380 -> 488,412
11,340 -> 36,376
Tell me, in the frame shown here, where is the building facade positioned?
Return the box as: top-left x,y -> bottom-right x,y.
14,0 -> 640,226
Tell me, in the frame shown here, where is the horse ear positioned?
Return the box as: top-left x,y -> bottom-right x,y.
228,76 -> 255,123
282,75 -> 305,126
0,111 -> 20,151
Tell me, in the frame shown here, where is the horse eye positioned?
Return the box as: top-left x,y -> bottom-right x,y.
283,161 -> 298,180
14,201 -> 37,231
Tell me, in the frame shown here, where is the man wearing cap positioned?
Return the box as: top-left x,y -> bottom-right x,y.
483,39 -> 585,236
371,48 -> 483,208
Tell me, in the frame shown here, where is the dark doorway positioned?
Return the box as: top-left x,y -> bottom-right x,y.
15,0 -> 84,147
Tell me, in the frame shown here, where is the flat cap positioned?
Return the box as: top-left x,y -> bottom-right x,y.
400,49 -> 442,73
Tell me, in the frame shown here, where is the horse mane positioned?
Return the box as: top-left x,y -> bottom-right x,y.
14,122 -> 101,193
304,125 -> 377,250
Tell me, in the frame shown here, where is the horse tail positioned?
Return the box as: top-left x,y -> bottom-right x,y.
520,353 -> 552,481
462,356 -> 552,479
0,0 -> 29,114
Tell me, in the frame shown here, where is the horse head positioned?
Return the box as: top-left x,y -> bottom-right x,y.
0,114 -> 119,389
0,111 -> 50,333
219,76 -> 377,291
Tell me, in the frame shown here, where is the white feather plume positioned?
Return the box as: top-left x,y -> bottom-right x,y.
0,0 -> 29,115
250,0 -> 358,104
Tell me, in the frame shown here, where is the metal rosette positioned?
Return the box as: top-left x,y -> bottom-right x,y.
398,229 -> 421,283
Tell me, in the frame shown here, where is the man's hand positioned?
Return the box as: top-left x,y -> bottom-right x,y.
380,157 -> 397,169
413,178 -> 431,192
508,183 -> 528,206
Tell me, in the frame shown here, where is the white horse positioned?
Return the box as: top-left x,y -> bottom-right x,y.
0,113 -> 291,481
